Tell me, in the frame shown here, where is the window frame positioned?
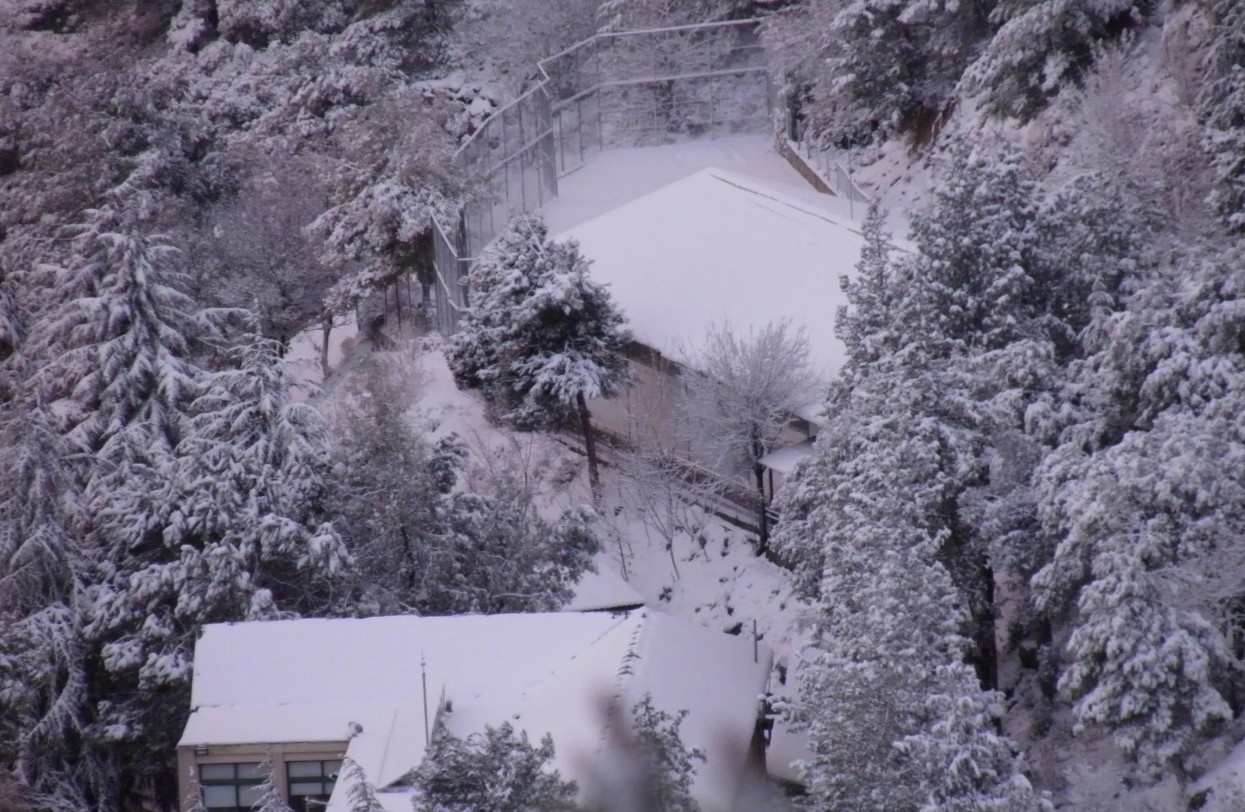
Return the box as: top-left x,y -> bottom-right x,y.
198,762 -> 266,812
285,759 -> 341,812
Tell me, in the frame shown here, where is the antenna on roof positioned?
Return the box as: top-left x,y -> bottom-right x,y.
421,652 -> 430,748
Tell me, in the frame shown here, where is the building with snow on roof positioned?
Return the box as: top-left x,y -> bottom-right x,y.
176,609 -> 772,812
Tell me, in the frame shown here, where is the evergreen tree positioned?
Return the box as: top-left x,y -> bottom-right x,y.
411,722 -> 579,812
1197,0 -> 1245,233
963,0 -> 1157,120
622,695 -> 706,812
329,349 -> 599,615
789,384 -> 1047,812
1032,243 -> 1245,777
250,754 -> 294,812
446,214 -> 630,501
836,202 -> 902,374
765,0 -> 988,146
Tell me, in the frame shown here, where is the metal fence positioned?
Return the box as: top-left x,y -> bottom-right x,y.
431,19 -> 771,333
787,137 -> 873,219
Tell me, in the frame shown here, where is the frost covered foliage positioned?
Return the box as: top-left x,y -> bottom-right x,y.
330,350 -> 600,615
772,139 -> 1154,806
1195,0 -> 1245,232
411,722 -> 579,812
447,214 -> 630,497
196,152 -> 340,348
767,0 -> 1156,143
608,695 -> 706,812
249,755 -> 294,812
0,184 -> 351,810
765,0 -> 989,145
596,0 -> 754,31
679,320 -> 816,551
963,0 -> 1157,120
1031,241 -> 1245,778
312,90 -> 463,317
784,385 -> 1047,812
448,0 -> 599,94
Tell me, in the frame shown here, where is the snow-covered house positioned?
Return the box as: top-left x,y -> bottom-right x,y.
177,609 -> 771,812
550,164 -> 866,496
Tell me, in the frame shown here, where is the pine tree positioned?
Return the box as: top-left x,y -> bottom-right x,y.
765,0 -> 988,146
250,754 -> 294,812
1197,0 -> 1245,233
411,722 -> 579,812
790,390 -> 1048,812
836,202 -> 901,375
1032,243 -> 1245,777
963,0 -> 1157,120
446,214 -> 630,501
621,695 -> 706,812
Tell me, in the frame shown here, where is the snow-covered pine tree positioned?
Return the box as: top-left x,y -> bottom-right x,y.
411,722 -> 579,812
446,214 -> 630,500
963,0 -> 1157,120
250,753 -> 294,812
836,202 -> 902,375
0,190 -> 206,809
791,385 -> 1048,812
1197,0 -> 1245,233
313,90 -> 462,324
1032,241 -> 1245,777
78,323 -> 353,802
0,409 -> 103,812
765,0 -> 988,146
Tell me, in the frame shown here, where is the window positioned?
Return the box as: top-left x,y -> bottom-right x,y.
286,760 -> 341,812
199,763 -> 265,812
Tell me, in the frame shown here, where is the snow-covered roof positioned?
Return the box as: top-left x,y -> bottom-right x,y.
556,167 -> 868,378
758,440 -> 815,475
564,566 -> 648,611
181,610 -> 770,812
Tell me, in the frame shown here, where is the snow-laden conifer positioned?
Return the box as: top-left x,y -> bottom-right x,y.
1033,243 -> 1245,777
963,0 -> 1157,119
412,722 -> 578,812
446,214 -> 630,500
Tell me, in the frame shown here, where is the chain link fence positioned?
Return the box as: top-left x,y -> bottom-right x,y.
431,19 -> 771,333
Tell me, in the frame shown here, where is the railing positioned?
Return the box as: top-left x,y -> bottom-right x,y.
787,138 -> 872,218
430,19 -> 771,333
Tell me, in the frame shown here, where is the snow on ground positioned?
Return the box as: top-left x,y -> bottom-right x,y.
401,347 -> 817,783
300,132 -> 844,792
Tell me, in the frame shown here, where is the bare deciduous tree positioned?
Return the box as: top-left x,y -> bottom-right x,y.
679,320 -> 818,552
197,151 -> 342,353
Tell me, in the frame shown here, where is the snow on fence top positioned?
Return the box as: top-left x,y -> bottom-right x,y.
180,609 -> 771,812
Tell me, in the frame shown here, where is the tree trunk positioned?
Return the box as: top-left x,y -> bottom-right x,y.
320,317 -> 332,381
576,392 -> 601,507
751,429 -> 769,554
753,461 -> 769,554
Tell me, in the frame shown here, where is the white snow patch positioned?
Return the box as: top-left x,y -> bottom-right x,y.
182,610 -> 770,812
557,167 -> 867,377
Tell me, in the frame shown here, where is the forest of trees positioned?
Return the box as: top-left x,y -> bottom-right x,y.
0,0 -> 1243,810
